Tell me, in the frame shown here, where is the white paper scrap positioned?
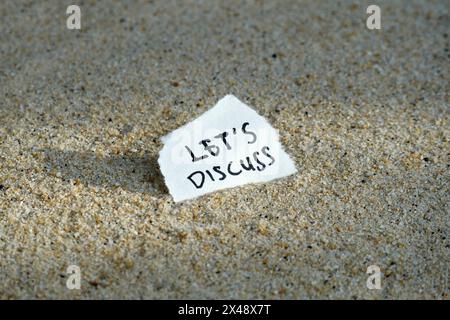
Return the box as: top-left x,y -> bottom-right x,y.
158,94 -> 297,202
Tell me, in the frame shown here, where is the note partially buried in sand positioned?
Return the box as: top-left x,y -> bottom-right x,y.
158,95 -> 297,202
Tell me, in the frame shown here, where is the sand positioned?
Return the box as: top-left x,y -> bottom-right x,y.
0,0 -> 448,299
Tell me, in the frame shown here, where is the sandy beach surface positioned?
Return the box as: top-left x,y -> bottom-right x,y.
0,0 -> 448,299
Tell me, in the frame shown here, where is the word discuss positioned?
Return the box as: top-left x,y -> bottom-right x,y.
184,122 -> 275,189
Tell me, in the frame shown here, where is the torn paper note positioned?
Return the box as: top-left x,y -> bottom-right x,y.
158,94 -> 297,202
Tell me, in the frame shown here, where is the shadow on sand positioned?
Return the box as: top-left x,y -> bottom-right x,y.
43,148 -> 168,196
